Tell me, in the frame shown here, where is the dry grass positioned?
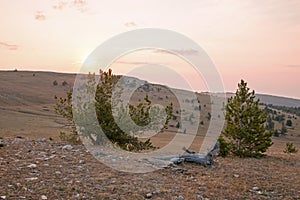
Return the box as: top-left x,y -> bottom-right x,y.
0,137 -> 299,199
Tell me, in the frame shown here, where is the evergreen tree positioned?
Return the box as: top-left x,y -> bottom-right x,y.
220,80 -> 273,157
286,119 -> 292,127
55,69 -> 173,151
280,122 -> 287,135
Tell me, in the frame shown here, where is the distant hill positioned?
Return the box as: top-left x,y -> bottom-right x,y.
255,94 -> 300,107
224,92 -> 300,107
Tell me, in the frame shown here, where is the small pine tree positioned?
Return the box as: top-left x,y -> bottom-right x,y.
62,81 -> 68,86
221,80 -> 273,157
274,129 -> 280,137
286,119 -> 292,127
53,80 -> 58,86
176,122 -> 181,129
283,142 -> 298,153
281,122 -> 287,135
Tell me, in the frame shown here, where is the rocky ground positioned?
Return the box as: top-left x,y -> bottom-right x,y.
0,137 -> 299,200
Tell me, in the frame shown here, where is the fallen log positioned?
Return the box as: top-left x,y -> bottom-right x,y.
154,141 -> 220,167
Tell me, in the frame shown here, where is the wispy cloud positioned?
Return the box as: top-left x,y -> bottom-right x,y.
0,41 -> 19,50
72,0 -> 88,12
284,64 -> 300,68
35,11 -> 46,21
52,1 -> 68,10
115,60 -> 169,66
124,22 -> 137,28
115,61 -> 151,65
52,0 -> 88,13
153,49 -> 199,56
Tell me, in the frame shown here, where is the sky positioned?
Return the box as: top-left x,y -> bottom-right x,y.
1,0 -> 300,99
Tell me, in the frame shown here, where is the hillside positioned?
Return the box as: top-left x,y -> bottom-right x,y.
225,92 -> 300,107
0,70 -> 300,199
1,70 -> 300,143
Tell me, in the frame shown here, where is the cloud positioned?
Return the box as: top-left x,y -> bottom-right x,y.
35,11 -> 46,21
52,1 -> 68,10
284,64 -> 300,68
115,61 -> 151,65
52,0 -> 88,13
0,42 -> 19,50
153,49 -> 199,56
124,22 -> 137,28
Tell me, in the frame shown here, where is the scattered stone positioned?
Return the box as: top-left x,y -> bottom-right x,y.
177,195 -> 185,200
172,168 -> 187,173
27,163 -> 37,168
252,186 -> 259,191
25,177 -> 38,181
233,174 -> 239,178
41,195 -> 47,199
62,145 -> 73,150
79,160 -> 85,164
145,193 -> 152,198
257,191 -> 263,195
74,194 -> 80,198
196,194 -> 204,200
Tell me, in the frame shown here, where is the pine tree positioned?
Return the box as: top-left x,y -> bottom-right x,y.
55,69 -> 173,151
221,80 -> 273,157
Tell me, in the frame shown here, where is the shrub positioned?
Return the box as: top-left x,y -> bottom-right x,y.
62,81 -> 68,86
283,142 -> 298,153
53,80 -> 58,86
274,129 -> 280,137
281,122 -> 287,135
286,119 -> 292,127
218,136 -> 229,157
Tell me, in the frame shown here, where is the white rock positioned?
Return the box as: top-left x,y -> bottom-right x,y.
79,160 -> 85,164
177,195 -> 185,200
145,193 -> 152,198
25,177 -> 38,181
41,195 -> 47,200
233,174 -> 239,178
27,163 -> 37,168
257,191 -> 263,195
62,144 -> 73,150
0,196 -> 6,199
252,186 -> 259,191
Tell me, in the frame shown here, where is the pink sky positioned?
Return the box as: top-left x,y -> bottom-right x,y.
1,0 -> 300,99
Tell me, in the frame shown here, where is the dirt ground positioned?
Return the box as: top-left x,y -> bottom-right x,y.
0,136 -> 299,200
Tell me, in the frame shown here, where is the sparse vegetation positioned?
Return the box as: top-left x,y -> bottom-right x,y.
283,142 -> 298,153
286,119 -> 293,127
281,122 -> 288,135
62,80 -> 68,86
268,104 -> 300,117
